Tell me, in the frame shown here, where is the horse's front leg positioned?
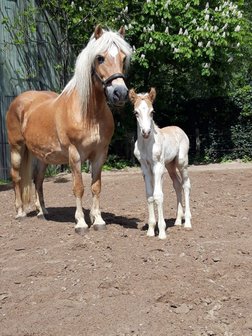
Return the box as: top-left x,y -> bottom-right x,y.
140,160 -> 156,237
69,145 -> 88,234
89,155 -> 106,231
153,162 -> 166,239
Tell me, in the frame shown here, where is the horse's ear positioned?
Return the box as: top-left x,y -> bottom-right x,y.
94,24 -> 103,39
129,89 -> 137,104
149,87 -> 156,103
118,26 -> 125,37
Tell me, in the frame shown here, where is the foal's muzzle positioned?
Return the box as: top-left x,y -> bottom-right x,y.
141,129 -> 151,139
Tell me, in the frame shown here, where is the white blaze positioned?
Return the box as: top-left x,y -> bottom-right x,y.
109,44 -> 119,58
138,100 -> 152,134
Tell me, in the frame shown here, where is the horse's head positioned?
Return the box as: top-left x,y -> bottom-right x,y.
129,88 -> 156,139
92,25 -> 132,107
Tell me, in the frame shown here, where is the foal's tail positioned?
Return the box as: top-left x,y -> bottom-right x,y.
20,145 -> 33,205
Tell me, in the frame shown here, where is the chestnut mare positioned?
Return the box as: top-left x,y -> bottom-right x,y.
6,25 -> 132,234
129,88 -> 191,239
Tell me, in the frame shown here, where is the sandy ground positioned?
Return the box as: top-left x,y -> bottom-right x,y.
0,162 -> 252,336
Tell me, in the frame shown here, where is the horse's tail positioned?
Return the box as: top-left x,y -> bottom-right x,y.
20,145 -> 33,205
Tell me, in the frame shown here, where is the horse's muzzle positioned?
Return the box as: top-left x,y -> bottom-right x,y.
106,85 -> 129,107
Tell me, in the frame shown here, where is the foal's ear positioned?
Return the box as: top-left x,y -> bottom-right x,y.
129,89 -> 137,104
94,24 -> 103,39
118,26 -> 125,37
149,87 -> 156,103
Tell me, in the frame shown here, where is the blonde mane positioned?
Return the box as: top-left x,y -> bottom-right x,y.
62,28 -> 132,112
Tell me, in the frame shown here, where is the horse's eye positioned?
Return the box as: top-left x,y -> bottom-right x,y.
134,110 -> 139,117
150,110 -> 154,117
97,55 -> 105,64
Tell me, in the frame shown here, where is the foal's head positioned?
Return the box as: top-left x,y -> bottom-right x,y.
129,88 -> 156,139
91,25 -> 131,106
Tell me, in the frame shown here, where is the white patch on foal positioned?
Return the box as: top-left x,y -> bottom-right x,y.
136,100 -> 153,137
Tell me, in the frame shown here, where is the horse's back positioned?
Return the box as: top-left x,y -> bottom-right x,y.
6,90 -> 58,146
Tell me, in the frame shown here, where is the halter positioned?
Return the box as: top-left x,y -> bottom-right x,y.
92,68 -> 125,89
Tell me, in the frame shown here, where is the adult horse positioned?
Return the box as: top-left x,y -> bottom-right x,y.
6,25 -> 132,234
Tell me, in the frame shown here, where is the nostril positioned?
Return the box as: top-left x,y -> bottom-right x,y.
113,88 -> 120,98
142,129 -> 151,138
113,86 -> 128,100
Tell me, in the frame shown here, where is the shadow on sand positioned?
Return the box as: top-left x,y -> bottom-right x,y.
27,207 -> 141,229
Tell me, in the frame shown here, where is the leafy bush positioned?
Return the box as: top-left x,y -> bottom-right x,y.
203,121 -> 252,162
231,85 -> 252,117
231,122 -> 252,159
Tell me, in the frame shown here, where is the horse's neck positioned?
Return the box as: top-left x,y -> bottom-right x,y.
65,86 -> 110,122
88,87 -> 108,114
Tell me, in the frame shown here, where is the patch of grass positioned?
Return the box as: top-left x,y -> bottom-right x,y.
102,155 -> 132,171
0,178 -> 11,185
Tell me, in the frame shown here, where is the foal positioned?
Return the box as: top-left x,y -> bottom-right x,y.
129,88 -> 192,239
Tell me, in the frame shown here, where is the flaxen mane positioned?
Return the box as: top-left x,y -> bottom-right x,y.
62,28 -> 132,112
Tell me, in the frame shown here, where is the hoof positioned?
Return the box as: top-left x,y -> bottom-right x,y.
184,226 -> 192,231
146,230 -> 155,237
158,233 -> 167,240
75,227 -> 89,235
37,213 -> 46,220
15,213 -> 26,221
93,224 -> 107,231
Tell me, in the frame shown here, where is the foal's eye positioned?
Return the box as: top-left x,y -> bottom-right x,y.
97,55 -> 105,64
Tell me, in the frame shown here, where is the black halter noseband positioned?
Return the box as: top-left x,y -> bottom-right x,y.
92,68 -> 125,89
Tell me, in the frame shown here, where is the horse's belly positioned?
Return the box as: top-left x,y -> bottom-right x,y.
28,140 -> 68,164
23,117 -> 68,163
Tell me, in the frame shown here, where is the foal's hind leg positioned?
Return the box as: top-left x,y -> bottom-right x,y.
178,163 -> 192,229
167,161 -> 183,226
33,160 -> 48,219
10,145 -> 26,219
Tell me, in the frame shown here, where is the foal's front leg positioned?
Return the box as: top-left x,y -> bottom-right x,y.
140,161 -> 156,237
153,162 -> 166,239
89,155 -> 106,230
69,145 -> 88,234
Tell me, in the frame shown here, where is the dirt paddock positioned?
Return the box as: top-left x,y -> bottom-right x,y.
0,162 -> 252,336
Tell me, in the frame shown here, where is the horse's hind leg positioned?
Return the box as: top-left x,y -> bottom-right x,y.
10,144 -> 26,219
167,160 -> 184,226
33,160 -> 48,219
